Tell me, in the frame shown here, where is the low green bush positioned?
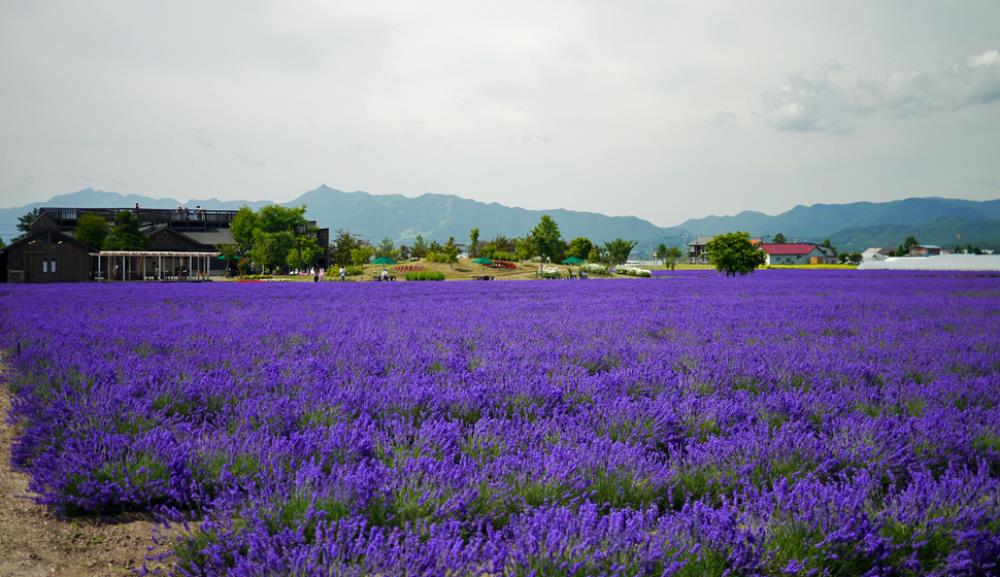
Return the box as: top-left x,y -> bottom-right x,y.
345,266 -> 363,276
238,274 -> 273,280
406,271 -> 445,281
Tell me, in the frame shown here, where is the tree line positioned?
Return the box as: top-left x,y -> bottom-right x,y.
326,214 -> 642,268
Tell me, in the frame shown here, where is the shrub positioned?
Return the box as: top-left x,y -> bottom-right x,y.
406,271 -> 445,281
345,266 -> 363,276
425,252 -> 450,263
539,267 -> 562,279
581,263 -> 610,275
492,251 -> 519,262
616,266 -> 651,278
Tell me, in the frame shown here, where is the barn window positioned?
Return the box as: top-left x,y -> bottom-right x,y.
51,258 -> 57,273
42,260 -> 48,273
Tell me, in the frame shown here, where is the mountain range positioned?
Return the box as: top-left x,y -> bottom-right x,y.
2,186 -> 999,254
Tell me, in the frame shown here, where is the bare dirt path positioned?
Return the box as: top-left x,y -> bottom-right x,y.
0,361 -> 169,577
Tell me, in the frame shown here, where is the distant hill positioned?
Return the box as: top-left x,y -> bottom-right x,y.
3,187 -> 998,254
288,185 -> 677,245
830,216 -> 1000,252
679,197 -> 1000,251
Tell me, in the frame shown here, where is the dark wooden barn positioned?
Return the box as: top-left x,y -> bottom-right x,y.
0,230 -> 93,283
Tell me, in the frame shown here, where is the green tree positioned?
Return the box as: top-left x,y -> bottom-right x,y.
898,236 -> 919,255
398,244 -> 411,260
16,208 -> 40,236
250,229 -> 297,273
707,231 -> 766,276
232,205 -> 320,273
588,245 -> 607,264
74,212 -> 109,248
331,230 -> 364,266
468,228 -> 481,258
566,237 -> 594,261
257,204 -> 309,234
491,235 -> 516,254
663,246 -> 682,270
772,233 -> 787,244
529,215 -> 565,263
218,244 -> 239,276
350,246 -> 374,266
516,236 -> 535,261
603,238 -> 637,265
0,234 -> 5,248
103,211 -> 147,250
656,243 -> 669,264
411,235 -> 428,259
375,237 -> 397,259
838,252 -> 850,264
286,236 -> 324,271
848,252 -> 863,265
230,206 -> 259,256
443,236 -> 460,268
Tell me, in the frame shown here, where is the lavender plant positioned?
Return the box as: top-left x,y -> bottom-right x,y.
1,271 -> 998,576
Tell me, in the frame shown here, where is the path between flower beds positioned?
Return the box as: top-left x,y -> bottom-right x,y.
0,360 -> 167,577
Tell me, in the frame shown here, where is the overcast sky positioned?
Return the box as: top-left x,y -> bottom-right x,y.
2,1 -> 999,226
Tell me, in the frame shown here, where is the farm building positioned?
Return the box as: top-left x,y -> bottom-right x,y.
687,236 -> 714,264
1,205 -> 330,283
0,229 -> 93,283
758,243 -> 838,265
909,244 -> 942,256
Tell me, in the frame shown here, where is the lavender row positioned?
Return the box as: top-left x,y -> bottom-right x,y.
1,271 -> 998,576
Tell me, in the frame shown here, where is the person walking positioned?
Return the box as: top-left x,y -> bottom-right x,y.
339,266 -> 346,282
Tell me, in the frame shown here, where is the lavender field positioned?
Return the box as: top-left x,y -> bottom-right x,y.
2,272 -> 999,576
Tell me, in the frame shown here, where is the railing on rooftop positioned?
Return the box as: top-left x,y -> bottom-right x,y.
39,207 -> 240,231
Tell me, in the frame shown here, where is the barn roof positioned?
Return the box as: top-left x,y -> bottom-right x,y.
0,229 -> 92,254
758,243 -> 818,255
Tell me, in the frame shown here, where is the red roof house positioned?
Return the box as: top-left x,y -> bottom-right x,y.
758,243 -> 837,265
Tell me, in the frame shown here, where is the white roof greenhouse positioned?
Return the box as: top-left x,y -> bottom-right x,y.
858,255 -> 1000,271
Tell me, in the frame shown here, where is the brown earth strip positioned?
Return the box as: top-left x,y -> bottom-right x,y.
0,360 -> 169,577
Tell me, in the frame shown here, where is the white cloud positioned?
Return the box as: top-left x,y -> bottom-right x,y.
762,50 -> 1000,132
968,49 -> 1000,68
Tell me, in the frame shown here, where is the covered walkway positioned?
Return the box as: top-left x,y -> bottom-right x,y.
91,250 -> 220,281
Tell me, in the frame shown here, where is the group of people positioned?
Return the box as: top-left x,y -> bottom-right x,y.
303,266 -> 395,282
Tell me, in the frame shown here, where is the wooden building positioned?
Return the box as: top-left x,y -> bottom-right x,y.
0,230 -> 93,283
2,205 -> 330,283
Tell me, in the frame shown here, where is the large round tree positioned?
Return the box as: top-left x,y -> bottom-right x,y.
707,232 -> 766,276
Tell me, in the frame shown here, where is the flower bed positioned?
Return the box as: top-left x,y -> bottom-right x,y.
615,266 -> 652,277
486,260 -> 517,270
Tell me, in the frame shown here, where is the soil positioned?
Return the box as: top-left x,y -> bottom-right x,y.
0,362 -> 170,577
